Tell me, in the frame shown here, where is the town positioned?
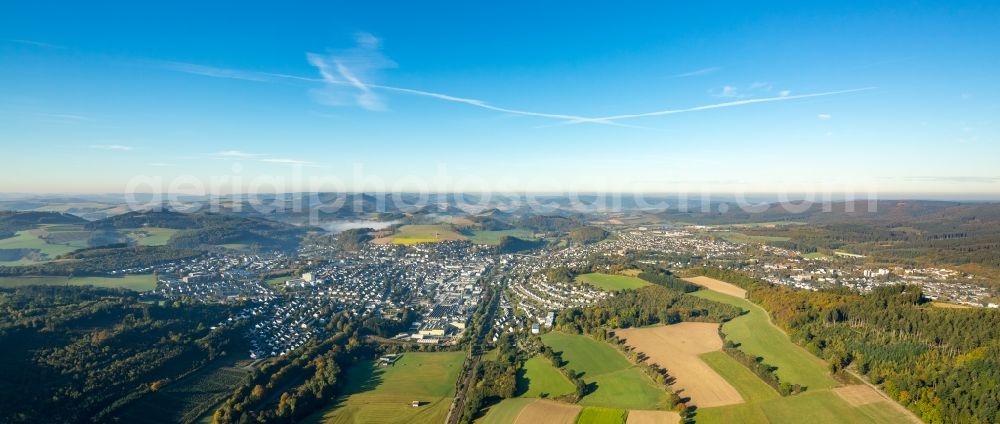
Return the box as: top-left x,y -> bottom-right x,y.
123,223 -> 998,360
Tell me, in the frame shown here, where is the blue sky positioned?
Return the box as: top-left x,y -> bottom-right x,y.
1,1 -> 998,197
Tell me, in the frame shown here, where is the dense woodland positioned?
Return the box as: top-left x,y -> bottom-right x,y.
697,268 -> 1000,424
554,284 -> 742,334
0,245 -> 203,276
0,286 -> 240,423
568,226 -> 610,245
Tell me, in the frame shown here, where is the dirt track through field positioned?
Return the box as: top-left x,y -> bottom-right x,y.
625,409 -> 681,424
616,323 -> 743,408
513,400 -> 581,424
683,276 -> 747,298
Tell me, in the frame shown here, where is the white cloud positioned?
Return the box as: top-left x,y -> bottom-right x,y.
670,66 -> 721,78
90,144 -> 134,151
817,113 -> 832,120
306,32 -> 397,111
259,158 -> 316,166
215,150 -> 261,158
779,90 -> 791,97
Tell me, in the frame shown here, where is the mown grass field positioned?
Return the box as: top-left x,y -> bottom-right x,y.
383,225 -> 468,244
576,406 -> 626,424
306,351 -> 465,424
539,332 -> 669,410
699,351 -> 779,403
467,229 -> 535,245
575,273 -> 649,291
517,355 -> 575,398
690,289 -> 838,390
0,274 -> 157,291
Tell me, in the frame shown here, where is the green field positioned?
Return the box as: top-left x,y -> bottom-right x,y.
478,398 -> 536,424
306,351 -> 465,424
695,389 -> 908,424
0,229 -> 82,264
126,227 -> 178,246
690,290 -> 838,390
802,252 -> 833,260
389,225 -> 468,244
467,229 -> 535,245
0,274 -> 157,291
575,273 -> 649,291
517,355 -> 576,398
688,281 -> 915,424
539,332 -> 670,410
699,351 -> 779,403
575,406 -> 626,424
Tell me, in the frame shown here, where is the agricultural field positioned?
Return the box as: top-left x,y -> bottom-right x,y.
0,225 -> 89,264
624,410 -> 681,424
478,398 -> 537,424
699,351 -> 779,403
575,273 -> 649,291
466,229 -> 535,245
125,227 -> 178,246
689,289 -> 838,390
0,274 -> 157,291
682,276 -> 747,298
306,351 -> 465,424
511,400 -> 581,424
615,323 -> 742,408
685,277 -> 918,424
113,358 -> 250,424
576,406 -> 626,424
516,355 -> 575,398
539,332 -> 670,410
373,225 -> 468,244
694,389 -> 916,424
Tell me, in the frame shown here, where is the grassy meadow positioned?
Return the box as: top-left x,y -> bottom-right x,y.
517,355 -> 575,398
539,332 -> 670,410
384,225 -> 468,244
690,289 -> 838,390
0,274 -> 157,291
305,351 -> 465,424
575,273 -> 649,291
575,406 -> 626,424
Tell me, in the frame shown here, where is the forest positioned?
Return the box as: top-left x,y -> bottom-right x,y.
554,284 -> 742,334
0,285 -> 241,423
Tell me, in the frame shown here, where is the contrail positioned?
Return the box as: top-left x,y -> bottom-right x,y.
157,59 -> 874,127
